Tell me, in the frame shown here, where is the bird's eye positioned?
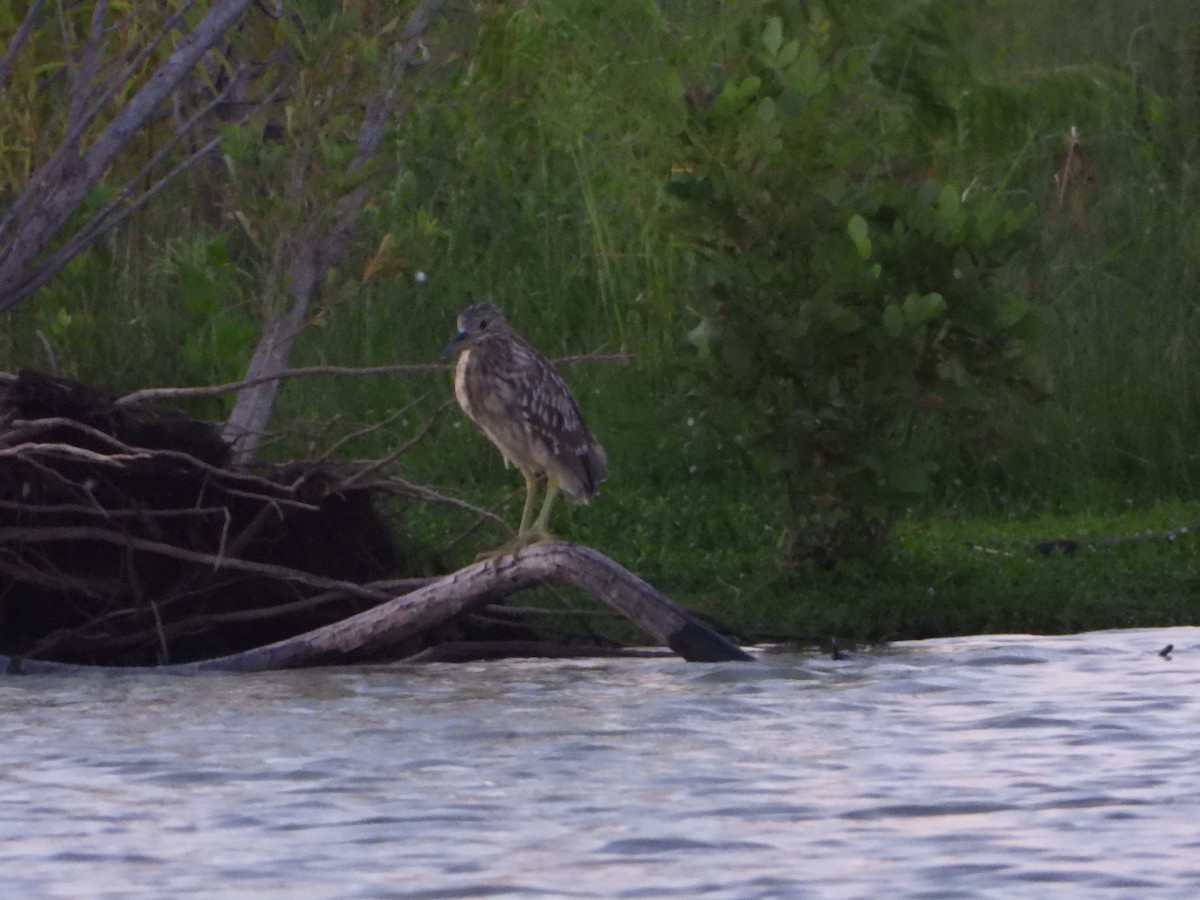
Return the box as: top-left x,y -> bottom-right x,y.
479,319 -> 489,329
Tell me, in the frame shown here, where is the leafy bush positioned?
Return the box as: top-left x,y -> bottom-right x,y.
668,11 -> 1041,566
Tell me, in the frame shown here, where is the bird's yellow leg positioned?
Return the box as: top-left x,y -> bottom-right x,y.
476,473 -> 548,560
474,473 -> 536,560
531,479 -> 560,537
517,470 -> 539,535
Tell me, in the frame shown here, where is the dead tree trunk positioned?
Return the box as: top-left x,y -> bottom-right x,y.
223,1 -> 446,464
0,0 -> 261,309
0,543 -> 753,674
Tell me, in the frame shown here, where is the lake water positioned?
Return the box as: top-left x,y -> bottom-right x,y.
2,627 -> 1198,898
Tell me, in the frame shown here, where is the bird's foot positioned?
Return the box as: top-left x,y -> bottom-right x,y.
474,529 -> 555,561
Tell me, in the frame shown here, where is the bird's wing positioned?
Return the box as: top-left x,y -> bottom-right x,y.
508,338 -> 607,495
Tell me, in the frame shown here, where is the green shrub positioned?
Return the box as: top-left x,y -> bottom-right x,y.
668,11 -> 1041,566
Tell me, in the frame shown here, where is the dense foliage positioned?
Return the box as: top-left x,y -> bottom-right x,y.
668,10 -> 1040,563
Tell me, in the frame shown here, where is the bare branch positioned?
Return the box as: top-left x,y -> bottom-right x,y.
4,417 -> 324,510
223,0 -> 450,463
0,1 -> 199,246
552,352 -> 636,367
4,544 -> 750,672
311,403 -> 420,464
358,475 -> 513,532
0,553 -> 116,603
117,362 -> 449,406
174,542 -> 755,669
0,0 -> 47,89
16,130 -> 226,301
66,1 -> 111,125
0,441 -> 148,465
0,0 -> 254,310
113,354 -> 632,409
351,0 -> 445,167
0,498 -> 231,520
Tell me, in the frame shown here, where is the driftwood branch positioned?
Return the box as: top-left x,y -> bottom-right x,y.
0,543 -> 753,674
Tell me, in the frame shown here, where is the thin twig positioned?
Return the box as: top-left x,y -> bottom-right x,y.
0,498 -> 232,520
0,450 -> 107,508
484,604 -> 624,619
0,0 -> 46,89
0,553 -> 116,602
22,571 -> 434,661
5,416 -> 323,507
65,58 -> 248,233
312,403 -> 418,465
113,353 -> 635,408
432,489 -> 524,557
33,331 -> 59,375
67,0 -> 110,126
0,442 -> 148,465
337,399 -> 454,487
363,475 -> 513,531
150,598 -> 170,664
115,363 -> 451,406
15,132 -> 226,301
0,0 -> 199,246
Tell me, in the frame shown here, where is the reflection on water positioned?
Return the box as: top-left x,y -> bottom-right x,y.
2,627 -> 1198,898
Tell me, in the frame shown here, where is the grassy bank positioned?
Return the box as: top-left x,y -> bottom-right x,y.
573,489 -> 1200,647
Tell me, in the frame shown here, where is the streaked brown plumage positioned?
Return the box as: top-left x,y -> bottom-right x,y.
445,303 -> 607,540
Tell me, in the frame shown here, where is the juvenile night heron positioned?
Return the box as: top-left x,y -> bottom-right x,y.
445,303 -> 607,545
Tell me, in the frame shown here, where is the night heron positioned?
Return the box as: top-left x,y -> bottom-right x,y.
445,303 -> 607,546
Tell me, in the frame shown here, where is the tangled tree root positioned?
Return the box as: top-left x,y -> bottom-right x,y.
0,369 -> 413,666
0,370 -> 750,669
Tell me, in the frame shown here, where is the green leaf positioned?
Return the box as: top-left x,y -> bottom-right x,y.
903,291 -> 946,324
762,17 -> 783,57
936,183 -> 965,232
789,44 -> 826,95
776,39 -> 800,68
995,294 -> 1029,328
847,214 -> 872,259
883,303 -> 905,337
715,75 -> 762,114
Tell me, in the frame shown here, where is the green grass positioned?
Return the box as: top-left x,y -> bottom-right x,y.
581,488 -> 1200,647
760,504 -> 1200,644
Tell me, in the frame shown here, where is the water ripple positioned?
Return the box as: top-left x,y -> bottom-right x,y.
0,626 -> 1197,898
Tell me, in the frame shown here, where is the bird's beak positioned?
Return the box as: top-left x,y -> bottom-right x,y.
443,331 -> 467,359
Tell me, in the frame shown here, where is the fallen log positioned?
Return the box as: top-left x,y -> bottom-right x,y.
0,542 -> 753,673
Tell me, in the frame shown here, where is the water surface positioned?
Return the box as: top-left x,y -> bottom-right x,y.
2,627 -> 1198,898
